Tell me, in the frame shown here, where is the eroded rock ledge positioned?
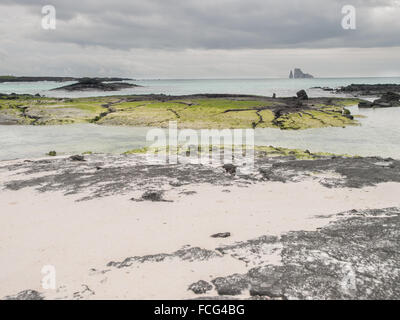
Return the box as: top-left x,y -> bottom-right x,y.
191,207 -> 400,300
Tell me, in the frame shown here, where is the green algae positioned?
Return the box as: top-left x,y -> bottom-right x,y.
123,147 -> 150,155
0,95 -> 360,129
123,145 -> 351,160
274,107 -> 357,130
254,146 -> 348,159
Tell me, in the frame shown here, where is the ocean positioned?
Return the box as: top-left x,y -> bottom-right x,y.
1,77 -> 400,98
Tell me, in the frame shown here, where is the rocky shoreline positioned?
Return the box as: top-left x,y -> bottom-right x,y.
310,83 -> 400,108
336,83 -> 400,96
358,91 -> 400,108
1,150 -> 400,300
311,83 -> 400,96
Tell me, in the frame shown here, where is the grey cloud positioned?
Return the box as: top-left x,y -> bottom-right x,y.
1,0 -> 400,78
2,0 -> 400,50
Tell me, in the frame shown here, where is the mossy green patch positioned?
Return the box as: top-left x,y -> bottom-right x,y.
0,95 -> 360,129
123,145 -> 352,160
274,107 -> 357,130
123,147 -> 150,154
331,98 -> 360,107
254,146 -> 345,159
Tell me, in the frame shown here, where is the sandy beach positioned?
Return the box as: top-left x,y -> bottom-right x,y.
1,152 -> 400,300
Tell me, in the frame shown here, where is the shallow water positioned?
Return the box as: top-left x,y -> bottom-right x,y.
255,106 -> 400,158
1,77 -> 400,160
1,77 -> 400,98
1,105 -> 400,161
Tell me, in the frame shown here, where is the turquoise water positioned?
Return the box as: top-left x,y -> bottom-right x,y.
1,77 -> 400,98
1,78 -> 400,160
1,106 -> 400,161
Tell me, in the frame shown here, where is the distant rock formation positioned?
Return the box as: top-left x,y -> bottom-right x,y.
51,78 -> 141,92
289,68 -> 314,79
0,76 -> 132,83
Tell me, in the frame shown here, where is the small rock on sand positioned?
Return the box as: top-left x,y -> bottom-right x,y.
4,290 -> 44,300
131,190 -> 172,202
211,232 -> 231,238
223,164 -> 237,175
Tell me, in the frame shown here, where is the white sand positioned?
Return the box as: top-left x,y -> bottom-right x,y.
1,178 -> 400,299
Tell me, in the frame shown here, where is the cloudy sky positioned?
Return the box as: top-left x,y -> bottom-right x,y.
0,0 -> 400,78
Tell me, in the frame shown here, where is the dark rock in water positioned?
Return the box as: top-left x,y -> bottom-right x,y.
296,90 -> 308,100
358,101 -> 373,108
77,78 -> 102,85
69,155 -> 85,161
188,280 -> 213,294
372,91 -> 400,108
223,164 -> 237,175
47,151 -> 57,157
380,91 -> 400,102
338,84 -> 400,96
51,78 -> 141,92
4,290 -> 44,300
359,92 -> 400,108
211,232 -> 231,238
374,102 -> 393,108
